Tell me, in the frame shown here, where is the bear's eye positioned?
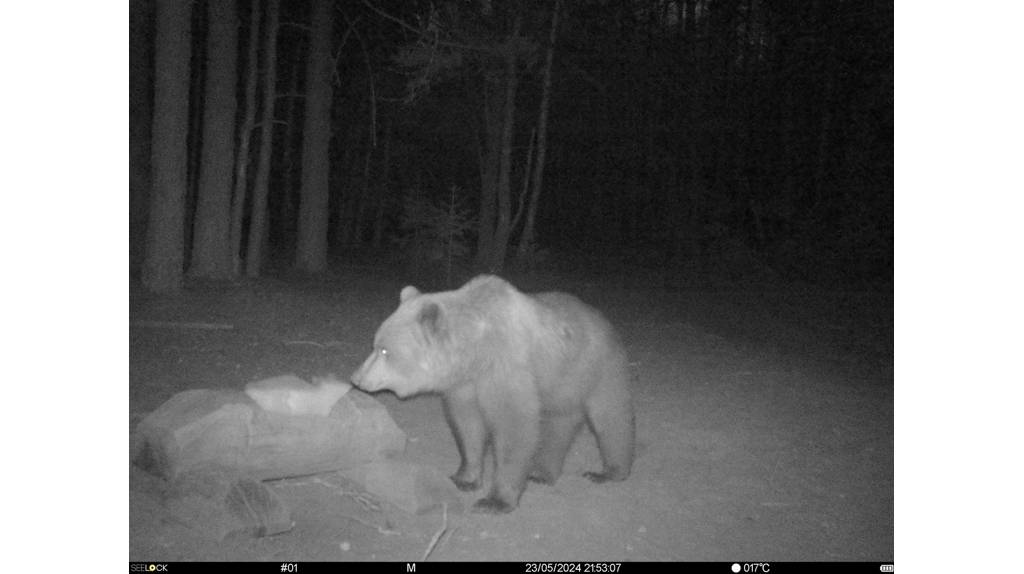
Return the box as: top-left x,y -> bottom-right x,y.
379,347 -> 389,358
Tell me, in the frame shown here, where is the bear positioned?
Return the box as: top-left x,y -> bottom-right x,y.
350,275 -> 634,514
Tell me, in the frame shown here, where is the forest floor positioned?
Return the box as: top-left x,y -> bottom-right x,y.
129,261 -> 893,562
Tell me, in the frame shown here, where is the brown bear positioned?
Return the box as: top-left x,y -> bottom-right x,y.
351,275 -> 634,514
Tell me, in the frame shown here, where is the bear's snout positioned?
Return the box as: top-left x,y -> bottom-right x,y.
350,354 -> 376,390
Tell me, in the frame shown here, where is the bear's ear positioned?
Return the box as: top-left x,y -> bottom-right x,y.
400,286 -> 421,302
417,302 -> 447,341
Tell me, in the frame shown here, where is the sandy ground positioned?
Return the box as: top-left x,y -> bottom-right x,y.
129,267 -> 893,561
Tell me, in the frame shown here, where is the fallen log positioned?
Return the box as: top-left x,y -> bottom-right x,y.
135,380 -> 406,482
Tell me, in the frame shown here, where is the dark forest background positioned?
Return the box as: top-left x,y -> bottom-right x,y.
129,0 -> 893,293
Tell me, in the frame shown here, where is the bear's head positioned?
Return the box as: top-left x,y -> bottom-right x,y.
351,285 -> 465,398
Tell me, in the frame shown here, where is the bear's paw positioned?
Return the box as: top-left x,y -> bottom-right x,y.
450,475 -> 482,492
583,469 -> 627,484
471,496 -> 515,514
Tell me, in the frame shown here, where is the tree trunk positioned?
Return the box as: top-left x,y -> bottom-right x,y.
685,136 -> 701,262
230,0 -> 262,275
813,70 -> 834,211
371,119 -> 391,248
295,0 -> 334,274
474,75 -> 502,269
276,43 -> 304,253
352,136 -> 375,246
190,0 -> 238,279
185,18 -> 204,259
246,0 -> 281,278
511,127 -> 535,234
813,2 -> 836,210
143,0 -> 192,294
516,0 -> 561,262
682,0 -> 701,264
487,17 -> 522,272
130,0 -> 152,280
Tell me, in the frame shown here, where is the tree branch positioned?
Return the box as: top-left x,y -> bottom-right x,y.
340,8 -> 378,146
361,0 -> 494,54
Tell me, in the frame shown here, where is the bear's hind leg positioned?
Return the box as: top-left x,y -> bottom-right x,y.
443,391 -> 486,492
583,386 -> 634,483
529,411 -> 583,485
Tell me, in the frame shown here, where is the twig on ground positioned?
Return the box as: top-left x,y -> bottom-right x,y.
132,320 -> 235,330
338,512 -> 399,535
422,503 -> 450,561
283,340 -> 327,348
282,340 -> 347,349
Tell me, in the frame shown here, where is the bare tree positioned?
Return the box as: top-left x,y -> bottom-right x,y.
516,0 -> 561,262
295,0 -> 335,273
230,0 -> 263,275
143,0 -> 191,293
246,0 -> 281,277
474,72 -> 501,269
371,118 -> 392,248
190,0 -> 239,279
377,3 -> 538,272
278,44 -> 306,248
130,0 -> 152,278
486,14 -> 522,272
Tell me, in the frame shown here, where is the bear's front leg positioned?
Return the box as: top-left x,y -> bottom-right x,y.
443,388 -> 485,491
472,384 -> 540,514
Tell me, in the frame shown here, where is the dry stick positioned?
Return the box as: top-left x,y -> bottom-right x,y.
318,478 -> 396,535
338,512 -> 399,536
283,340 -> 326,348
282,340 -> 346,348
132,321 -> 235,330
421,503 -> 449,561
439,526 -> 457,556
331,13 -> 360,88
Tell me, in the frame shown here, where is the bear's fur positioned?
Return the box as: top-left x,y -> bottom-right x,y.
351,275 -> 634,513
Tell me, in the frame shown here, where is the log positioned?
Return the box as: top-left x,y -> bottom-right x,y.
135,384 -> 406,482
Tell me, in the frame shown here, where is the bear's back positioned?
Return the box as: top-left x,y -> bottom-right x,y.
447,277 -> 628,407
528,291 -> 629,407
